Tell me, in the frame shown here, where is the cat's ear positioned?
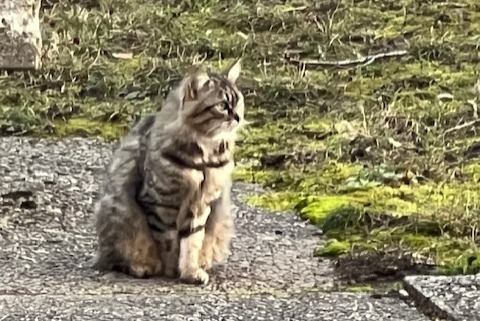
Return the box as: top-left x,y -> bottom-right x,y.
225,59 -> 241,84
181,71 -> 211,103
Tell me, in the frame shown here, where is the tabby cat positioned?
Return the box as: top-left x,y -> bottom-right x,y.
92,60 -> 244,285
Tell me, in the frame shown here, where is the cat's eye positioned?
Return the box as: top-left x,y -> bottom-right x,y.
221,102 -> 230,110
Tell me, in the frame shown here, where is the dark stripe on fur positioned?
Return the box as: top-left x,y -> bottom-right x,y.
175,141 -> 203,157
165,239 -> 173,252
208,73 -> 239,107
178,224 -> 206,239
215,141 -> 227,155
153,186 -> 180,196
190,104 -> 216,118
141,173 -> 181,196
202,115 -> 223,125
162,151 -> 193,168
202,159 -> 231,168
137,196 -> 180,211
162,151 -> 230,170
146,212 -> 176,229
136,115 -> 156,135
155,203 -> 180,211
148,220 -> 166,232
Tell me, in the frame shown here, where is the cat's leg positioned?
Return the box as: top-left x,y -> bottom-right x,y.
177,204 -> 211,285
93,196 -> 162,278
156,229 -> 180,279
199,183 -> 235,271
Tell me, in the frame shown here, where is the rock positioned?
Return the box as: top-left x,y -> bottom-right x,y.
404,274 -> 480,321
398,289 -> 409,298
1,190 -> 33,199
20,199 -> 36,209
0,0 -> 42,70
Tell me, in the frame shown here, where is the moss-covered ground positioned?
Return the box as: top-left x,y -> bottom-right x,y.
2,0 -> 480,282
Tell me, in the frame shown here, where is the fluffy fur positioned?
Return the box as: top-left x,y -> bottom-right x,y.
92,60 -> 245,285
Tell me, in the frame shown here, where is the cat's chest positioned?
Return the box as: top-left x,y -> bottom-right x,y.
200,163 -> 234,203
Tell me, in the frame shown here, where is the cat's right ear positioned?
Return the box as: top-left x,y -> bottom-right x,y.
225,59 -> 241,84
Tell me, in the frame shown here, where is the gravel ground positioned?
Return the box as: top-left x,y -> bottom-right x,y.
0,137 -> 431,320
404,275 -> 480,321
0,293 -> 428,321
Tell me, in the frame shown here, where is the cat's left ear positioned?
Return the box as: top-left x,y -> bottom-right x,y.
226,59 -> 241,84
182,71 -> 211,103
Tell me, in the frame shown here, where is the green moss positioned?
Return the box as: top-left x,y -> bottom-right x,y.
51,118 -> 127,141
237,147 -> 480,274
345,285 -> 374,293
233,167 -> 275,184
316,230 -> 477,274
436,250 -> 480,275
315,239 -> 351,257
462,162 -> 480,183
370,232 -> 473,263
245,192 -> 305,213
295,196 -> 361,226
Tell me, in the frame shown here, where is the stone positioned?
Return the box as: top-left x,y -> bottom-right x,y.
404,274 -> 480,321
0,0 -> 42,70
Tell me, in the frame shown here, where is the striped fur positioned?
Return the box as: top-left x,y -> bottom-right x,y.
92,60 -> 244,284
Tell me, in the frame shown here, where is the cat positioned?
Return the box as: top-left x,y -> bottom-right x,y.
92,60 -> 244,285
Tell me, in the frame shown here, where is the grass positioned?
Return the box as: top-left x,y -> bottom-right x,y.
2,0 -> 480,280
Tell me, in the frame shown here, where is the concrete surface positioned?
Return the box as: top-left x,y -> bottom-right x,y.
0,137 -> 436,320
404,274 -> 480,321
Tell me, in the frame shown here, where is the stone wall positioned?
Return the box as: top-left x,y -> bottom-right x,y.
0,0 -> 42,70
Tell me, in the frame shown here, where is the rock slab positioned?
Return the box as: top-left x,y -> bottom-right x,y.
0,0 -> 42,70
404,274 -> 480,321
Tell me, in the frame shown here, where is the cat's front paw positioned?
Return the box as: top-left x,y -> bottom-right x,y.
179,268 -> 209,285
128,264 -> 154,279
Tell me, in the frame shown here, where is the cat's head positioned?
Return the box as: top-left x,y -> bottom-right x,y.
170,60 -> 245,138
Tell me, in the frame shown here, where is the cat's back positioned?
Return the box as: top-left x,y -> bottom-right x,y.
110,115 -> 155,164
102,115 -> 156,195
